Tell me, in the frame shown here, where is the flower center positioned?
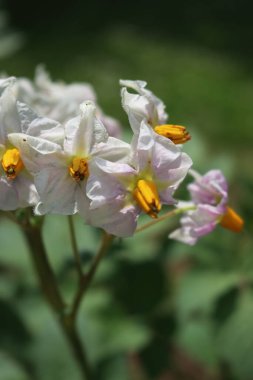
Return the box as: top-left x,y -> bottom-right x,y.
69,157 -> 89,182
220,206 -> 244,232
154,124 -> 191,144
133,179 -> 161,218
1,148 -> 24,179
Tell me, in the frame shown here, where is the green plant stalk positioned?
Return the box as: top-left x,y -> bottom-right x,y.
70,232 -> 114,322
68,215 -> 83,279
23,221 -> 93,380
136,206 -> 196,233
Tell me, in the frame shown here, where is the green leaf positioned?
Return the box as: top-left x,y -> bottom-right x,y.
217,290 -> 253,380
0,352 -> 29,380
176,319 -> 219,369
176,271 -> 239,319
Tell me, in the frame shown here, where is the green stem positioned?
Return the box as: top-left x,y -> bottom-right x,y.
136,206 -> 196,233
70,232 -> 114,322
68,215 -> 83,278
23,222 -> 93,380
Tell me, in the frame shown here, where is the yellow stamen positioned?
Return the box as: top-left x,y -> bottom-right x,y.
133,179 -> 161,218
154,124 -> 191,144
1,148 -> 24,179
220,206 -> 244,233
69,157 -> 89,182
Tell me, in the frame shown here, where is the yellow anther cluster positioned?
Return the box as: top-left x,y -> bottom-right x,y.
154,124 -> 191,144
220,206 -> 244,233
133,179 -> 161,218
1,148 -> 24,179
69,157 -> 89,182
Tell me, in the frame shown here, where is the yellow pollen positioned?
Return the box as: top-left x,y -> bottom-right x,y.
220,206 -> 244,233
69,157 -> 89,182
1,148 -> 24,179
154,124 -> 191,144
133,179 -> 161,218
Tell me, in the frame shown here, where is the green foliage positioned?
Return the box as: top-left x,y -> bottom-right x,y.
217,290 -> 253,380
0,353 -> 29,380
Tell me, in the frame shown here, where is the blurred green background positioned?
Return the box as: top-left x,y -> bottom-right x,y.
0,1 -> 252,379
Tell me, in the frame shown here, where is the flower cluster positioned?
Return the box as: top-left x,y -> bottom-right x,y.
0,70 -> 243,242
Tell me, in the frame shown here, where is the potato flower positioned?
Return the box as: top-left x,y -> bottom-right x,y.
11,67 -> 122,137
10,101 -> 130,219
86,122 -> 192,237
0,82 -> 56,209
120,79 -> 190,144
169,170 -> 244,245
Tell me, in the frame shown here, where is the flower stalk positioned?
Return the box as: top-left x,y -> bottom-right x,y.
68,215 -> 83,278
70,232 -> 114,322
22,215 -> 93,380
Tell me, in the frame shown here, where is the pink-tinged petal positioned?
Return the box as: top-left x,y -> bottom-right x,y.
0,177 -> 19,210
192,222 -> 217,237
34,167 -> 77,215
89,199 -> 138,237
158,188 -> 176,205
170,204 -> 222,245
169,227 -> 197,246
191,204 -> 223,225
154,151 -> 192,187
152,134 -> 182,172
87,171 -> 126,209
188,169 -> 228,207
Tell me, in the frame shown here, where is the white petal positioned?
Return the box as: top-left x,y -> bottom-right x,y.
8,133 -> 64,173
89,200 -> 138,237
92,137 -> 131,163
131,122 -> 154,170
120,80 -> 168,128
0,77 -> 16,95
16,101 -> 38,133
26,117 -> 64,144
34,167 -> 77,215
75,183 -> 91,223
0,86 -> 21,143
169,227 -> 197,246
0,177 -> 18,210
121,87 -> 150,133
14,174 -> 39,207
64,101 -> 108,156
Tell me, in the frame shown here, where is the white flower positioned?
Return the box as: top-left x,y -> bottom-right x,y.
120,79 -> 190,144
0,82 -> 40,209
10,101 -> 130,219
87,122 -> 192,237
10,67 -> 122,137
120,79 -> 168,133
